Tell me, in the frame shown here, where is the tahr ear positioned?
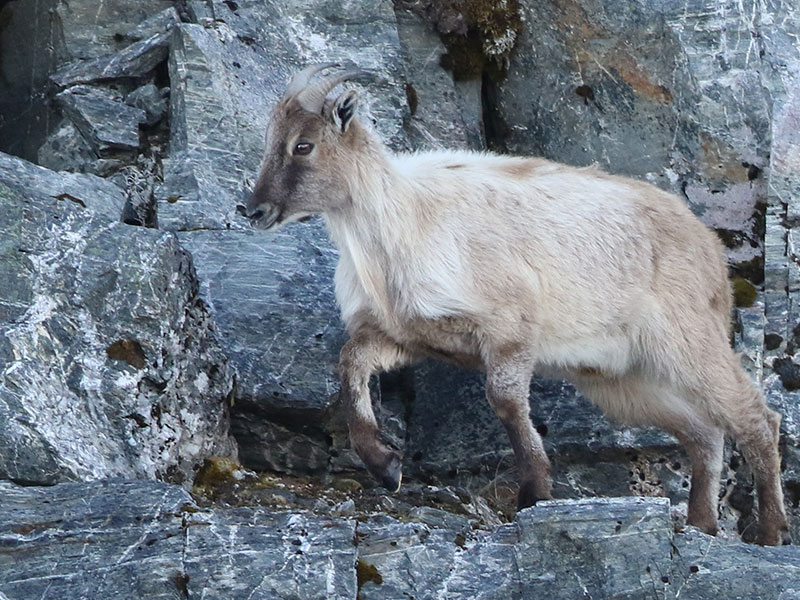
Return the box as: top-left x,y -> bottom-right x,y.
331,89 -> 359,133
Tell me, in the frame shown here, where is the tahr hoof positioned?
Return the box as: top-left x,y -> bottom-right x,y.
756,527 -> 792,547
379,453 -> 403,493
517,481 -> 551,511
365,451 -> 403,493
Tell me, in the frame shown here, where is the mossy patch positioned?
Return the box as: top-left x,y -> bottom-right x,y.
331,478 -> 364,494
435,0 -> 523,81
192,456 -> 242,500
357,560 -> 383,594
731,277 -> 757,308
465,0 -> 523,60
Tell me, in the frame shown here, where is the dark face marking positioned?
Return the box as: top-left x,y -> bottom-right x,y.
281,159 -> 310,198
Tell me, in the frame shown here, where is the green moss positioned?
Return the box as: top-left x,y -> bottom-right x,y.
356,560 -> 383,594
192,456 -> 241,498
466,0 -> 523,58
732,277 -> 757,308
331,477 -> 364,494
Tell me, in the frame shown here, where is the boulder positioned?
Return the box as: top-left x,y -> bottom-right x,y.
50,31 -> 171,88
0,150 -> 125,219
177,222 -> 345,472
184,508 -> 357,599
55,85 -> 147,157
3,478 -> 800,599
36,119 -> 101,175
126,83 -> 169,126
669,528 -> 800,598
0,158 -> 236,485
54,0 -> 175,61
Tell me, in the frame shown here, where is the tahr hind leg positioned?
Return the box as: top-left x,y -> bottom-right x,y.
485,354 -> 552,509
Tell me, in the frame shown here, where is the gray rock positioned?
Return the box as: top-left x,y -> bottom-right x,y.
4,480 -> 800,599
0,150 -> 125,220
496,0 -> 771,266
0,0 -> 172,161
408,505 -> 471,533
0,0 -> 65,161
124,7 -> 180,42
394,8 -> 482,150
355,515 -> 520,599
177,222 -> 344,411
36,119 -> 100,174
355,517 -> 467,599
55,85 -> 147,157
515,497 -> 673,598
182,0 -> 215,22
669,529 -> 800,598
177,222 -> 344,470
50,32 -> 171,88
55,0 -> 174,61
126,83 -> 168,126
184,508 -> 357,599
231,409 -> 330,474
158,0 -> 410,231
0,479 -> 191,600
0,175 -> 235,485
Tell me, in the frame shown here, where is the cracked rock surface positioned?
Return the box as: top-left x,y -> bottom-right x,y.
0,0 -> 799,596
0,152 -> 236,485
2,481 -> 800,599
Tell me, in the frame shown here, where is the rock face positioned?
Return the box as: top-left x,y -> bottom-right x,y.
0,152 -> 236,485
3,480 -> 800,600
0,0 -> 799,594
0,480 -> 190,600
176,223 -> 345,473
495,0 -> 774,269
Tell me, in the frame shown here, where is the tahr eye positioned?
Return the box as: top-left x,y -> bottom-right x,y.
293,141 -> 314,156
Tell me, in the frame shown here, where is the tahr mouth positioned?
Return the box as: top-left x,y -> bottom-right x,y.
259,206 -> 283,231
237,204 -> 283,230
237,205 -> 314,231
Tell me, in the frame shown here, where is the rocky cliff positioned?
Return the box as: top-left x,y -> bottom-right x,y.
0,0 -> 799,598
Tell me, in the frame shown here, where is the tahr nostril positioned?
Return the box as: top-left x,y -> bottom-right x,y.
248,209 -> 265,221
